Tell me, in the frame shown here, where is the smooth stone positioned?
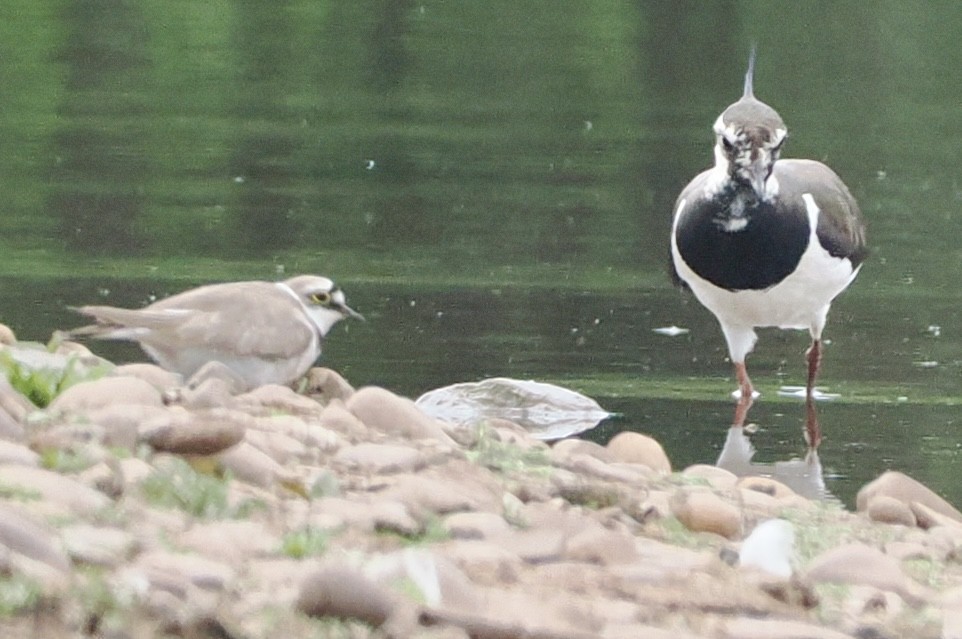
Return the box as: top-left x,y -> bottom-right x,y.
857,470 -> 962,523
85,404 -> 171,451
244,428 -> 306,465
169,377 -> 236,409
79,459 -> 124,499
382,473 -> 483,516
670,488 -> 743,539
550,438 -> 615,463
179,520 -> 278,564
61,524 -> 137,567
0,323 -> 15,345
135,550 -> 235,591
237,384 -> 323,415
50,375 -> 163,412
909,500 -> 962,530
443,512 -> 511,540
304,367 -> 355,404
119,457 -> 155,486
347,386 -> 456,445
866,494 -> 918,527
218,441 -> 286,488
0,407 -> 25,441
254,414 -> 341,453
718,618 -> 857,639
736,476 -> 797,499
0,503 -> 71,572
681,464 -> 739,489
296,563 -> 397,626
605,431 -> 671,474
333,443 -> 427,474
140,407 -> 248,455
0,464 -> 111,513
317,400 -> 370,440
112,363 -> 183,390
0,440 -> 39,466
0,374 -> 33,423
564,526 -> 638,566
804,542 -> 930,606
309,497 -> 420,536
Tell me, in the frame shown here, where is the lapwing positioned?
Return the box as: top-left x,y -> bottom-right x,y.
68,275 -> 363,391
669,51 -> 868,448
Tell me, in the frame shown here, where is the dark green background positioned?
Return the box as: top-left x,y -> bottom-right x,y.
2,2 -> 961,505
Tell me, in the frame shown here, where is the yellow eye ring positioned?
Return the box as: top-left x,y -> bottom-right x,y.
311,292 -> 332,305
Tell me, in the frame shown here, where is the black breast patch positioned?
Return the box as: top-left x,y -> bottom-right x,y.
675,189 -> 810,291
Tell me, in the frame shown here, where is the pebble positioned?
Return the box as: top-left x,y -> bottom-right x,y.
50,375 -> 163,412
866,494 -> 918,527
347,386 -> 457,445
0,440 -> 40,466
0,464 -> 111,513
804,542 -> 931,606
670,487 -> 743,539
140,407 -> 248,455
334,442 -> 427,474
61,523 -> 137,567
296,563 -> 397,626
304,366 -> 355,404
605,431 -> 671,474
857,470 -> 962,524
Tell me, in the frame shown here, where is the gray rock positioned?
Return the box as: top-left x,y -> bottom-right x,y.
317,400 -> 369,440
237,384 -> 323,416
866,494 -> 918,527
112,363 -> 183,390
0,440 -> 39,466
443,512 -> 511,540
0,503 -> 71,572
804,542 -> 931,606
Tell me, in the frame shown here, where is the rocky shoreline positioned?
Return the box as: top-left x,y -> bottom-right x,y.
1,327 -> 962,638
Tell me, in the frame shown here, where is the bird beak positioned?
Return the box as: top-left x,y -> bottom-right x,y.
747,160 -> 771,197
339,303 -> 365,322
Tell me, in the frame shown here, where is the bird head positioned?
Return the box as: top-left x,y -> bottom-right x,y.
712,49 -> 787,199
285,275 -> 364,336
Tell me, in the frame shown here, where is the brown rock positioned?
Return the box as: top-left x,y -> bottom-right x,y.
857,470 -> 962,523
670,488 -> 743,539
550,438 -> 615,463
681,464 -> 738,489
605,431 -> 671,474
0,323 -> 15,345
304,367 -> 355,404
333,443 -> 427,474
804,542 -> 931,606
296,563 -> 396,626
736,475 -> 797,499
565,526 -> 638,565
347,386 -> 456,445
141,408 -> 247,455
50,375 -> 163,412
866,494 -> 917,527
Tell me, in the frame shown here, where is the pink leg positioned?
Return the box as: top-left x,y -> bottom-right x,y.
732,361 -> 754,427
804,339 -> 822,448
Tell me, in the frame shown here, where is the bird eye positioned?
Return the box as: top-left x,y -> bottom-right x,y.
721,137 -> 735,152
311,292 -> 332,305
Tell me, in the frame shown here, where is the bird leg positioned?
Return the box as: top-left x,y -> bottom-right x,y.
732,361 -> 754,427
804,339 -> 822,448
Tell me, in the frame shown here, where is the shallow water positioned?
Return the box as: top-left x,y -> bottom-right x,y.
2,4 -> 962,508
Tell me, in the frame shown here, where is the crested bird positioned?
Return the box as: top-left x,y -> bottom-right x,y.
669,51 -> 868,448
68,275 -> 363,391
